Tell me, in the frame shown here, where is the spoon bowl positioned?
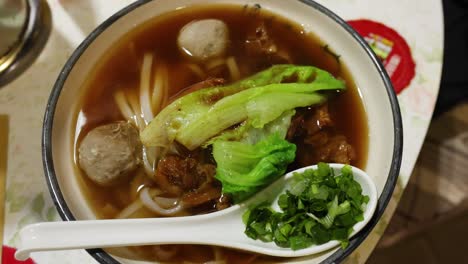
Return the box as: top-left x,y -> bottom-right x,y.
15,164 -> 377,261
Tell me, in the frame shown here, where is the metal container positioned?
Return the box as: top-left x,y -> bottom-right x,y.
0,0 -> 50,87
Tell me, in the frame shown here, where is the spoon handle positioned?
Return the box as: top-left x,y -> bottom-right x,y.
15,176 -> 288,261
15,164 -> 378,260
15,210 -> 243,261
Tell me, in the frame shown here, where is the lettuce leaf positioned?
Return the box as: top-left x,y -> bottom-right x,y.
140,65 -> 345,150
213,134 -> 296,202
206,110 -> 296,146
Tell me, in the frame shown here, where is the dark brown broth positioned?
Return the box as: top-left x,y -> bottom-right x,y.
73,4 -> 368,263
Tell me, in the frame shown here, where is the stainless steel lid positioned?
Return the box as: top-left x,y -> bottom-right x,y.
0,0 -> 50,87
0,0 -> 27,56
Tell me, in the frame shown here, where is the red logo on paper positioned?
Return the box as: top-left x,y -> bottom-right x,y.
348,19 -> 416,94
2,246 -> 35,264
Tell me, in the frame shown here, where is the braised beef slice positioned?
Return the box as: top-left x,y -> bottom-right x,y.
156,154 -> 230,210
184,188 -> 233,214
287,104 -> 333,140
303,103 -> 334,135
215,194 -> 232,211
286,110 -> 306,140
288,103 -> 356,166
304,134 -> 356,164
182,185 -> 221,207
156,155 -> 216,193
244,22 -> 291,70
245,22 -> 277,56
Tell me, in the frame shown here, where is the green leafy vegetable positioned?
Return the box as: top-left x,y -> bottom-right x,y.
213,134 -> 296,202
243,163 -> 369,250
140,65 -> 345,150
209,110 -> 297,203
207,110 -> 296,146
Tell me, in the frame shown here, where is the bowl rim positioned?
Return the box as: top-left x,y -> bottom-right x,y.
42,0 -> 403,263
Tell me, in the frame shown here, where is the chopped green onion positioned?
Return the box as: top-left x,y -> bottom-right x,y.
243,163 -> 369,250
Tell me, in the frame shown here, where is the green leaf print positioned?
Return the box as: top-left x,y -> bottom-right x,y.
8,213 -> 39,247
31,193 -> 45,217
46,206 -> 58,221
9,196 -> 28,213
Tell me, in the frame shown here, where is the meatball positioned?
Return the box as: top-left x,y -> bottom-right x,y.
78,122 -> 141,186
177,19 -> 229,61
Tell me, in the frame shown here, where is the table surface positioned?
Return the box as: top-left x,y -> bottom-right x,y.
0,0 -> 444,263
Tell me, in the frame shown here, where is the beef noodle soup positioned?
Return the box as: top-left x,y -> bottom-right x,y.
73,4 -> 368,263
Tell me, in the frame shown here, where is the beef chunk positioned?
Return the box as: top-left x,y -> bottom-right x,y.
305,134 -> 356,164
288,103 -> 356,167
215,194 -> 232,211
287,110 -> 306,140
304,103 -> 334,135
182,186 -> 221,207
245,22 -> 278,56
155,155 -> 216,195
287,104 -> 334,140
244,22 -> 291,70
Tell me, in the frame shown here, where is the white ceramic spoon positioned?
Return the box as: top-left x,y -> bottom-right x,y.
15,164 -> 377,261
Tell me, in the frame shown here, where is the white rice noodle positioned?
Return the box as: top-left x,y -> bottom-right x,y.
113,90 -> 135,122
116,199 -> 143,219
127,92 -> 145,131
151,63 -> 167,115
140,53 -> 154,124
205,57 -> 225,70
153,196 -> 178,208
226,56 -> 241,81
139,188 -> 184,216
142,146 -> 157,176
153,245 -> 178,261
186,63 -> 206,79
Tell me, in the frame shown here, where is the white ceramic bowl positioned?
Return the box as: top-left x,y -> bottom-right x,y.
43,0 -> 403,263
